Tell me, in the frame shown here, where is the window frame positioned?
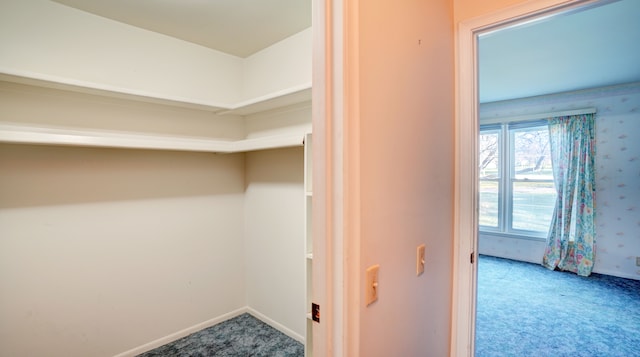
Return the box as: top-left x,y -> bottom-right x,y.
478,127 -> 502,230
479,120 -> 554,239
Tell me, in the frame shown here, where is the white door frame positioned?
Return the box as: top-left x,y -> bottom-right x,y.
311,0 -> 352,355
452,0 -> 600,355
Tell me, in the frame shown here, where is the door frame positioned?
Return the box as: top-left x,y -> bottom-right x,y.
452,0 -> 600,355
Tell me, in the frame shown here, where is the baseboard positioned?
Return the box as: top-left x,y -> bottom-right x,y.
247,307 -> 305,343
482,254 -> 640,281
593,267 -> 640,281
113,307 -> 248,357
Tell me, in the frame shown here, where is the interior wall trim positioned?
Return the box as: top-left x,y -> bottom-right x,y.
112,307 -> 248,357
480,107 -> 597,125
247,307 -> 306,343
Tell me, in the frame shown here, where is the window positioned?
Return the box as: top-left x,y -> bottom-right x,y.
479,129 -> 501,228
479,121 -> 556,237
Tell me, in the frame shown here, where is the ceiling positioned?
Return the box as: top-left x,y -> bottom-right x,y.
479,0 -> 640,103
51,0 -> 639,103
52,0 -> 312,58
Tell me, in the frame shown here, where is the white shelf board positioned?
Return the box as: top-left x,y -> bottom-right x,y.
235,134 -> 305,152
0,123 -> 304,153
0,71 -> 229,113
0,72 -> 311,115
217,84 -> 312,116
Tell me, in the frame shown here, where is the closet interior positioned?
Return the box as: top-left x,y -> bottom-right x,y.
0,1 -> 314,355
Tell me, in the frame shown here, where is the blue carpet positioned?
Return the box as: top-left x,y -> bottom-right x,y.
476,255 -> 640,357
137,313 -> 303,357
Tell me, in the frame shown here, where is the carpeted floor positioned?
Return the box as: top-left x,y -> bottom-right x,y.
137,313 -> 304,357
476,255 -> 640,357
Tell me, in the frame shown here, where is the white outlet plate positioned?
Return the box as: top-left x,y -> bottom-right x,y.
365,264 -> 379,306
636,256 -> 640,266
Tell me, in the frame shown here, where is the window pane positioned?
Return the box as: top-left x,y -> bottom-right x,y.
512,181 -> 556,232
512,127 -> 552,180
479,180 -> 499,228
479,131 -> 500,180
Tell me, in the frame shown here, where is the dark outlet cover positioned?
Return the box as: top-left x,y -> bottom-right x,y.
312,303 -> 320,323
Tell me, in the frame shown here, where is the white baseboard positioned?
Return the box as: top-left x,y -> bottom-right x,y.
482,253 -> 640,281
246,307 -> 305,343
113,307 -> 248,357
593,267 -> 640,281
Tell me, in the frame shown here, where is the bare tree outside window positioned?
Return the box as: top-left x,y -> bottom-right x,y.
479,130 -> 500,227
513,128 -> 552,178
511,126 -> 555,231
479,132 -> 500,178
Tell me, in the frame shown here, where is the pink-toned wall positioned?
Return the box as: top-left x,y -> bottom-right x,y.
454,0 -> 526,23
351,1 -> 598,355
351,1 -> 534,354
355,1 -> 454,356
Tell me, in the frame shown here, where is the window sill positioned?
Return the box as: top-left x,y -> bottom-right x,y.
479,230 -> 547,242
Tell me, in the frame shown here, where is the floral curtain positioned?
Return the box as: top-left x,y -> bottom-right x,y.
542,113 -> 596,277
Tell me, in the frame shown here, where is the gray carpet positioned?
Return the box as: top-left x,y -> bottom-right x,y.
137,313 -> 304,357
476,255 -> 640,357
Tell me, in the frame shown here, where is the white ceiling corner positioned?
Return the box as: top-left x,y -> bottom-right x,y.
49,0 -> 640,103
51,0 -> 312,58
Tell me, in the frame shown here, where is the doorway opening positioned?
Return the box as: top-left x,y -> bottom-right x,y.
454,0 -> 640,355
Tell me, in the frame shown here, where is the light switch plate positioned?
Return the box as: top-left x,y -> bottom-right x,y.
417,244 -> 426,276
365,264 -> 379,306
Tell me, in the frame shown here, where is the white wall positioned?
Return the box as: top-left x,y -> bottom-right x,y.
0,0 -> 312,109
479,82 -> 640,280
242,28 -> 313,102
353,0 -> 454,355
0,80 -> 311,355
244,101 -> 312,140
0,0 -> 241,107
0,144 -> 247,357
244,147 -> 306,340
243,105 -> 310,341
0,1 -> 312,354
0,81 -> 245,140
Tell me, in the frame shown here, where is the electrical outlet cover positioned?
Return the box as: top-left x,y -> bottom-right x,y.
365,264 -> 379,306
417,244 -> 426,276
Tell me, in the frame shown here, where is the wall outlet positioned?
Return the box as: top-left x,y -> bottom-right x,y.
636,256 -> 640,267
365,264 -> 379,306
417,244 -> 426,276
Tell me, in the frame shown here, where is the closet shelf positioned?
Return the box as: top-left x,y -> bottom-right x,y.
216,85 -> 312,116
0,123 -> 304,153
0,73 -> 311,116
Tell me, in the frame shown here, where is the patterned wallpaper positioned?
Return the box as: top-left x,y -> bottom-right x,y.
479,82 -> 640,280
